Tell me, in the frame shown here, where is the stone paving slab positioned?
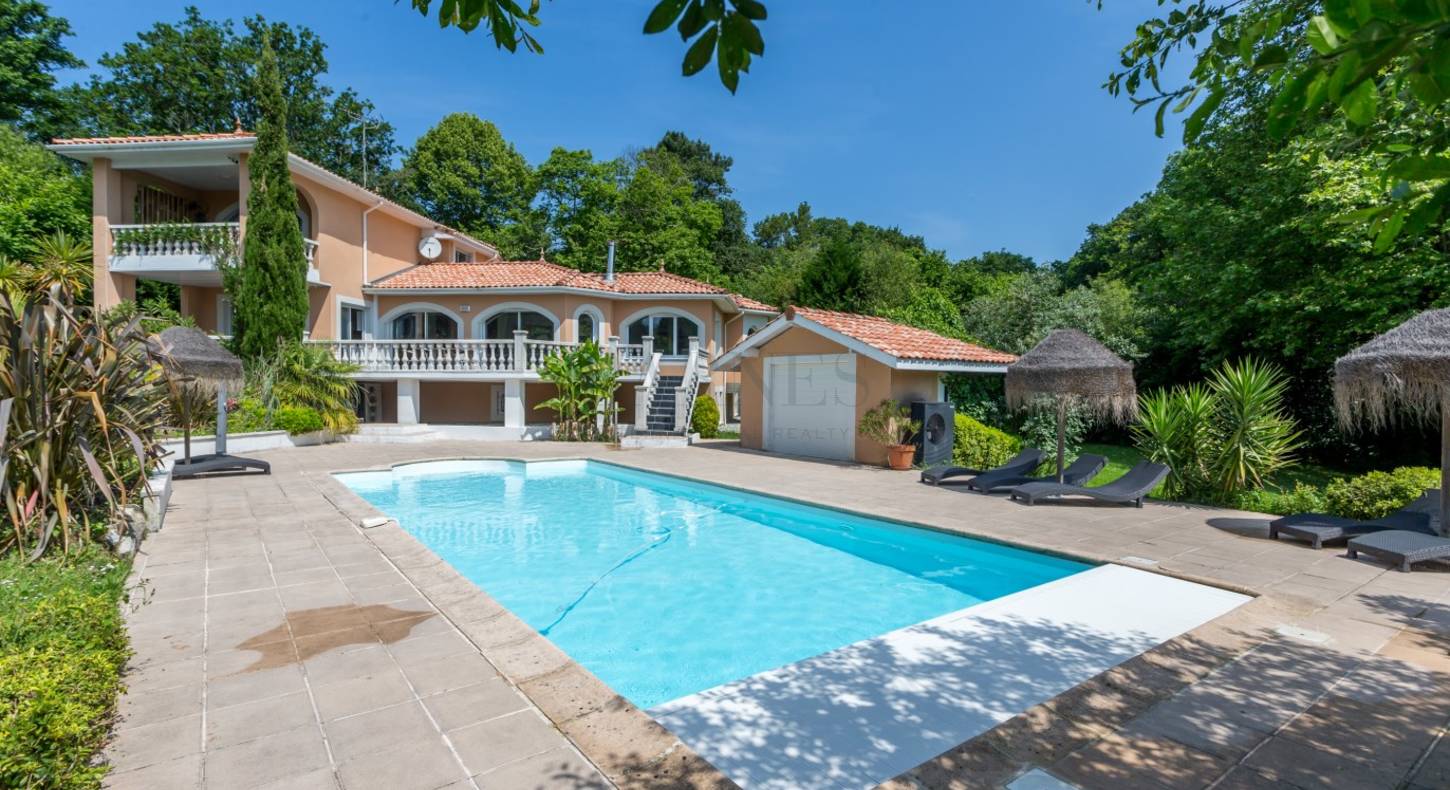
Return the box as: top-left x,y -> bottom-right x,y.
106,440 -> 1450,789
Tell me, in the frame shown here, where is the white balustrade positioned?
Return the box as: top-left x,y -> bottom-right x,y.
110,222 -> 241,257
311,339 -> 650,376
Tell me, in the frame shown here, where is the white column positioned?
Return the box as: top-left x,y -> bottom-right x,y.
397,378 -> 421,425
503,379 -> 525,428
512,329 -> 528,371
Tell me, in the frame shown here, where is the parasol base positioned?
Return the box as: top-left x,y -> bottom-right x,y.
172,453 -> 271,480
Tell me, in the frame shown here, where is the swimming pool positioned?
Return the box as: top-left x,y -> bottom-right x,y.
338,459 -> 1091,709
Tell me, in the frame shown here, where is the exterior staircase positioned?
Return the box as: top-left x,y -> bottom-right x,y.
642,375 -> 685,435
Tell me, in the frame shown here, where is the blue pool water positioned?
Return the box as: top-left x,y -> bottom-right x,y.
339,460 -> 1090,708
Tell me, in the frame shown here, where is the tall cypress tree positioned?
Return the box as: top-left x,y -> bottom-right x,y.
230,33 -> 308,358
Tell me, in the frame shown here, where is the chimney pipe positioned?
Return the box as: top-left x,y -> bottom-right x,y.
605,240 -> 616,283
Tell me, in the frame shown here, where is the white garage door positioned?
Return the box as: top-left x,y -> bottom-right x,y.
764,354 -> 856,461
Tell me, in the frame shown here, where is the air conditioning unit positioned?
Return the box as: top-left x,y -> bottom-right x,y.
910,401 -> 954,467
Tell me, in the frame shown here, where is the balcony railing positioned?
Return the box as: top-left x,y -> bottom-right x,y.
310,336 -> 651,376
111,222 -> 240,258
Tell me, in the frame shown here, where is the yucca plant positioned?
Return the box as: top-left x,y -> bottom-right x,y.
536,342 -> 623,441
0,288 -> 168,559
26,232 -> 92,302
1132,358 -> 1301,504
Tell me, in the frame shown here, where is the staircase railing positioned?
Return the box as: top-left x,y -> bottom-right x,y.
673,338 -> 708,434
633,338 -> 661,432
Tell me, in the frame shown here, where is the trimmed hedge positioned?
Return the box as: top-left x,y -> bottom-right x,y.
953,413 -> 1021,470
1,550 -> 130,789
272,405 -> 325,436
691,393 -> 720,438
1324,466 -> 1440,520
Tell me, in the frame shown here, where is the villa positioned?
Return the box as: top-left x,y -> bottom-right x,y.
49,132 -> 779,438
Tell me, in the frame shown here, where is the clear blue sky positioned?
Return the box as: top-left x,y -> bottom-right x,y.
46,1 -> 1184,263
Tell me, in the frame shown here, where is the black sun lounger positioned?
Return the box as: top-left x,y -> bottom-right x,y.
1269,490 -> 1440,549
172,453 -> 272,479
966,453 -> 1107,494
1008,461 -> 1170,507
1348,529 -> 1450,572
920,448 -> 1044,486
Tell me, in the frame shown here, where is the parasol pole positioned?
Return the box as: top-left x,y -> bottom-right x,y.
1442,398 -> 1449,537
1055,398 -> 1067,483
216,382 -> 229,456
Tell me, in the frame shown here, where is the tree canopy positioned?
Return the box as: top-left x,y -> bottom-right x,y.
63,7 -> 396,185
1109,0 -> 1450,248
0,0 -> 82,139
0,125 -> 87,261
405,0 -> 769,93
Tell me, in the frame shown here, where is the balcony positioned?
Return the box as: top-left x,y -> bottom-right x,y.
109,223 -> 323,287
309,337 -> 652,379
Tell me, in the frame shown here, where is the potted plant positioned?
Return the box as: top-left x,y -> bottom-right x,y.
858,399 -> 921,470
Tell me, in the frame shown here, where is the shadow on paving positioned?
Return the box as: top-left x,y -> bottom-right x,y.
650,612 -> 1164,789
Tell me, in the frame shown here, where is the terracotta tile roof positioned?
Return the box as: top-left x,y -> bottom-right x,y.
49,131 -> 256,145
369,262 -> 776,309
732,294 -> 777,312
787,305 -> 1016,364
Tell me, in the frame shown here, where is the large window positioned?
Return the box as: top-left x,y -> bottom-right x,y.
625,313 -> 701,357
391,311 -> 457,339
483,309 -> 555,341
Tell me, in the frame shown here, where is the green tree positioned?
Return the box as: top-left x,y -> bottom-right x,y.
794,236 -> 865,312
405,0 -> 768,93
0,125 -> 87,260
67,7 -> 395,185
1107,0 -> 1450,246
228,36 -> 309,359
613,159 -> 723,280
391,113 -> 535,255
0,0 -> 82,138
535,147 -> 620,270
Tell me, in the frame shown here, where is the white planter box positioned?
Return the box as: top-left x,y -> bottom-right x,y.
160,429 -> 341,456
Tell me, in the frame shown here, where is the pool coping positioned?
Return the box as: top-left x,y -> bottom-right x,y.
313,452 -> 1267,789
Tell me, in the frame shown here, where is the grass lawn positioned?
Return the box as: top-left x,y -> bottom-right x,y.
1,549 -> 131,789
1079,442 -> 1350,508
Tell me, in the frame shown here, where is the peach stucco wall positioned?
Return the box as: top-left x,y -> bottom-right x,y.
736,325 -> 942,465
419,381 -> 489,423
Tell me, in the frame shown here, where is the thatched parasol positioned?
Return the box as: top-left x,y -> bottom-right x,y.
146,327 -> 269,477
148,326 -> 243,390
1334,308 -> 1450,536
1007,329 -> 1137,482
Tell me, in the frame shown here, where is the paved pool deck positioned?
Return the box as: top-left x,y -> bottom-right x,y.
104,441 -> 1450,789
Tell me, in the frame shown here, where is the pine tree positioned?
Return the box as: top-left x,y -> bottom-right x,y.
229,33 -> 308,359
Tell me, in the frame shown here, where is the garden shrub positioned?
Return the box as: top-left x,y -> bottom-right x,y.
1324,467 -> 1440,520
692,393 -> 720,438
0,550 -> 130,789
272,405 -> 325,435
1019,405 -> 1086,474
227,398 -> 271,434
953,413 -> 1020,470
1236,481 -> 1327,516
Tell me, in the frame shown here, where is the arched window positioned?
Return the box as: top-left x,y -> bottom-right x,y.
625,313 -> 701,357
391,311 -> 457,339
483,309 -> 555,340
577,313 -> 597,343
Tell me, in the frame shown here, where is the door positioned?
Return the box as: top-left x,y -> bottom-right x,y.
764,354 -> 856,461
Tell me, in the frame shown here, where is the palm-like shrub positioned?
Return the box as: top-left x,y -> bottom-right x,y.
0,289 -> 167,559
245,342 -> 360,434
536,342 -> 622,441
27,232 -> 91,301
1133,358 -> 1301,503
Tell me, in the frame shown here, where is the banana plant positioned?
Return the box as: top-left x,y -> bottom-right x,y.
535,341 -> 623,441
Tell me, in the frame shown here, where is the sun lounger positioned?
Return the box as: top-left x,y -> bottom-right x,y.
1347,529 -> 1450,572
920,448 -> 1044,486
966,454 -> 1107,494
1269,490 -> 1440,549
1008,461 -> 1170,507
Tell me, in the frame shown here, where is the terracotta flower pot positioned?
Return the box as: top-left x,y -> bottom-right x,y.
886,444 -> 916,470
